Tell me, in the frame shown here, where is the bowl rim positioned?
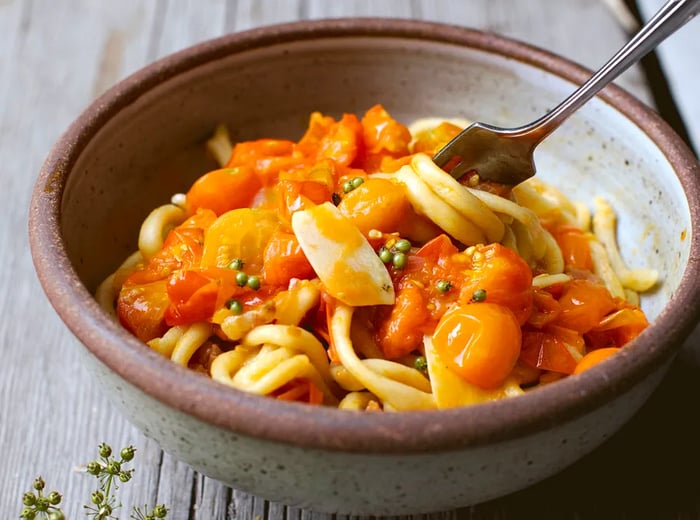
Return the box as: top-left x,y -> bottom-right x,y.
29,17 -> 700,454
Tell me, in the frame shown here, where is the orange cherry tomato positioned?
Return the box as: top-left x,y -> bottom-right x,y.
337,177 -> 411,235
262,231 -> 315,286
356,104 -> 412,171
185,166 -> 262,216
574,347 -> 621,374
117,280 -> 171,342
459,243 -> 533,325
226,139 -> 304,186
375,283 -> 429,360
432,303 -> 522,389
552,226 -> 593,271
555,279 -> 616,333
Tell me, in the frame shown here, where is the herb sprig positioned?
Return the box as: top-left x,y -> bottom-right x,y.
19,443 -> 168,520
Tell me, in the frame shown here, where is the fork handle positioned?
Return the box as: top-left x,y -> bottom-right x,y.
519,0 -> 700,142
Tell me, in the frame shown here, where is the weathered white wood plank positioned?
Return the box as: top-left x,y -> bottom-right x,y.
637,0 -> 700,152
2,1 -> 682,519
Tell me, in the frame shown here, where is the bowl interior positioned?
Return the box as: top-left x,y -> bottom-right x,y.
61,35 -> 689,324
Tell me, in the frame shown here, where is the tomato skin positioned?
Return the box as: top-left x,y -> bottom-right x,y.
262,231 -> 315,286
117,280 -> 171,342
552,226 -> 593,271
459,243 -> 533,325
556,279 -> 616,333
527,289 -> 561,329
164,270 -> 220,326
584,307 -> 648,349
375,283 -> 429,359
185,167 -> 262,216
226,139 -> 303,186
520,326 -> 582,374
356,104 -> 412,171
432,303 -> 522,389
338,178 -> 411,235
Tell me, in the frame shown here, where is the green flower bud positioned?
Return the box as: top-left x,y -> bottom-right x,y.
47,491 -> 62,505
98,443 -> 112,458
86,461 -> 102,475
33,477 -> 45,491
106,460 -> 121,474
20,508 -> 35,520
91,490 -> 104,505
98,504 -> 113,517
153,504 -> 168,518
35,496 -> 49,512
22,491 -> 36,506
120,445 -> 136,461
48,511 -> 66,520
119,470 -> 132,482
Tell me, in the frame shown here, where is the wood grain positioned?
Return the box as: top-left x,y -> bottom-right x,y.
1,0 -> 697,518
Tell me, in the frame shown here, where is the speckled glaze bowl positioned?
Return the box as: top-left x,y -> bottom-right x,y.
30,19 -> 700,515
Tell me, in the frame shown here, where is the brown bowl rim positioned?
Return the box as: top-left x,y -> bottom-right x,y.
29,18 -> 700,454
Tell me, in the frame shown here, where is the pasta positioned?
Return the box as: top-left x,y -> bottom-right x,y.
100,104 -> 657,411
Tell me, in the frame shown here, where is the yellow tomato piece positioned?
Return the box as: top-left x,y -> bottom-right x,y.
291,202 -> 395,306
201,208 -> 280,272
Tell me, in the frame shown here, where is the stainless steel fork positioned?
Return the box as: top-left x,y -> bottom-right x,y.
432,0 -> 700,185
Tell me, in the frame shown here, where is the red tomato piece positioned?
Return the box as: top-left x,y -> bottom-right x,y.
520,326 -> 582,375
262,231 -> 315,286
117,280 -> 171,342
375,283 -> 429,360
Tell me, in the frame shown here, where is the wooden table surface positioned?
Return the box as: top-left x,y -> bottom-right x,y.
3,1 -> 700,518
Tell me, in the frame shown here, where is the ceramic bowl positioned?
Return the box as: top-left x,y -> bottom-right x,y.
29,19 -> 700,515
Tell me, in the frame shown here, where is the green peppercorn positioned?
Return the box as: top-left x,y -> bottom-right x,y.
235,271 -> 248,287
392,252 -> 407,269
378,247 -> 393,264
342,180 -> 354,193
247,275 -> 261,290
351,176 -> 364,189
228,258 -> 244,270
414,356 -> 428,372
394,238 -> 411,253
98,443 -> 112,458
227,299 -> 243,314
120,445 -> 136,462
436,280 -> 452,293
472,289 -> 487,302
20,509 -> 35,520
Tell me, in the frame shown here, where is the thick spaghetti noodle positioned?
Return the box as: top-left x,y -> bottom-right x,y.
100,105 -> 657,411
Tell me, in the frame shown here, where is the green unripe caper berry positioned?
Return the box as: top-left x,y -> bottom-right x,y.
120,445 -> 136,461
47,491 -> 61,505
228,258 -> 244,270
472,289 -> 487,302
351,176 -> 364,189
22,492 -> 36,506
98,443 -> 112,458
246,275 -> 261,290
392,252 -> 407,269
378,247 -> 393,264
153,504 -> 168,518
227,299 -> 243,314
33,477 -> 45,491
235,271 -> 248,286
106,460 -> 121,474
436,280 -> 452,293
20,508 -> 35,520
86,461 -> 101,475
91,491 -> 104,504
342,180 -> 354,193
394,238 -> 411,253
414,356 -> 428,372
